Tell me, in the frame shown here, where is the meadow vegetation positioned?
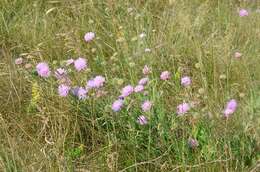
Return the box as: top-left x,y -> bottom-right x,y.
0,0 -> 260,171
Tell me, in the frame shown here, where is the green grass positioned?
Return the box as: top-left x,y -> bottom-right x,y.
0,0 -> 260,171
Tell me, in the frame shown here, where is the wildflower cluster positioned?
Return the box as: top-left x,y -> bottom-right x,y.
14,29 -> 240,149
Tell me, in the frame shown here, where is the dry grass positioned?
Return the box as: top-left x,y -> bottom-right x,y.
0,0 -> 260,171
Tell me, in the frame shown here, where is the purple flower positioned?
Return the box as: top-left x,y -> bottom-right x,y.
74,58 -> 87,71
177,103 -> 190,115
112,99 -> 124,112
137,115 -> 148,125
87,79 -> 95,88
239,9 -> 249,17
58,84 -> 70,97
66,59 -> 74,66
160,71 -> 170,80
134,85 -> 144,93
15,57 -> 23,65
188,138 -> 199,149
77,87 -> 88,100
87,75 -> 105,89
84,32 -> 95,42
181,76 -> 191,87
141,100 -> 152,112
94,76 -> 105,87
36,62 -> 51,78
138,77 -> 149,86
55,68 -> 66,80
224,99 -> 238,117
142,65 -> 151,75
121,85 -> 134,97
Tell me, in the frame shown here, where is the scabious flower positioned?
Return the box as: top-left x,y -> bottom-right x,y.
55,68 -> 66,79
160,71 -> 171,80
58,84 -> 70,97
74,58 -> 87,71
141,100 -> 152,112
86,79 -> 95,88
112,99 -> 124,112
224,99 -> 238,117
84,32 -> 95,42
87,75 -> 105,89
66,58 -> 74,66
234,52 -> 242,59
239,9 -> 249,17
121,85 -> 134,97
177,103 -> 190,115
142,65 -> 151,75
188,138 -> 199,149
15,57 -> 23,65
138,77 -> 149,85
181,76 -> 191,87
134,85 -> 144,93
36,62 -> 51,78
77,87 -> 87,100
137,115 -> 148,125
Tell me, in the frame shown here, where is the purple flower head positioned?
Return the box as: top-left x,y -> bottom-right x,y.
77,87 -> 88,100
84,32 -> 95,42
74,58 -> 87,71
134,85 -> 144,93
121,85 -> 134,97
86,79 -> 95,88
138,77 -> 149,86
15,57 -> 23,65
141,100 -> 152,112
181,76 -> 191,87
36,62 -> 51,78
66,59 -> 74,66
188,138 -> 199,149
55,68 -> 66,80
137,115 -> 148,125
58,84 -> 70,97
94,75 -> 105,88
224,99 -> 238,117
142,65 -> 151,75
239,9 -> 249,17
177,103 -> 190,115
86,75 -> 105,89
112,99 -> 124,112
234,52 -> 242,59
160,71 -> 171,80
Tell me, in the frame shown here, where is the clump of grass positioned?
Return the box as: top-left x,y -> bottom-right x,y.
1,0 -> 260,171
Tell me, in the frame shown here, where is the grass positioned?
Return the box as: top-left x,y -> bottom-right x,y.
0,0 -> 260,171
